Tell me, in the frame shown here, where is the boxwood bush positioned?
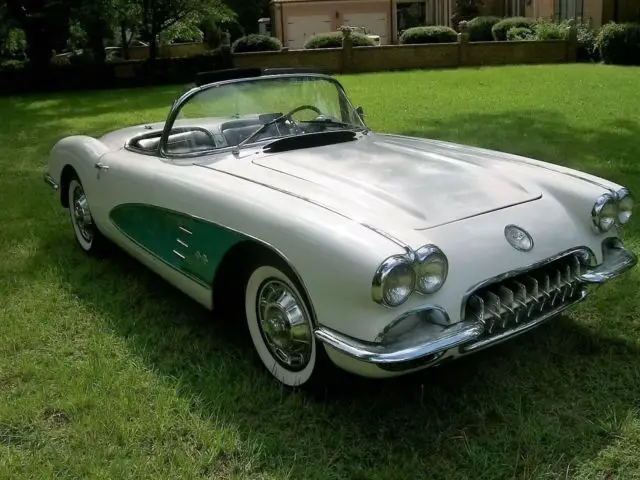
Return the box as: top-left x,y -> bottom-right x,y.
492,17 -> 535,40
533,21 -> 569,40
595,22 -> 640,65
398,26 -> 458,44
467,16 -> 501,41
506,27 -> 535,41
231,34 -> 282,53
304,31 -> 375,49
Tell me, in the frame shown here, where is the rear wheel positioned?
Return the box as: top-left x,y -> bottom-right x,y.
243,256 -> 326,388
67,176 -> 107,255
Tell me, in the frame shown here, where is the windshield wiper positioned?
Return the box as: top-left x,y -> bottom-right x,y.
232,114 -> 287,156
302,118 -> 353,128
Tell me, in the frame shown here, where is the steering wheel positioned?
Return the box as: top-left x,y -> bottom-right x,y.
280,104 -> 323,132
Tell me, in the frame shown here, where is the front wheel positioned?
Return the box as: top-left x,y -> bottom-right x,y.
244,261 -> 322,388
67,176 -> 108,255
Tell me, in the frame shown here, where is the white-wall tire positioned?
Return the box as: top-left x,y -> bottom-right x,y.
244,264 -> 318,388
67,176 -> 107,255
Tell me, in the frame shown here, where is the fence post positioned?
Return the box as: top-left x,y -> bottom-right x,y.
457,21 -> 470,67
340,26 -> 354,74
566,20 -> 578,62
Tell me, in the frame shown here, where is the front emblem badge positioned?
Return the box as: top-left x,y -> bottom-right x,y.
504,224 -> 534,252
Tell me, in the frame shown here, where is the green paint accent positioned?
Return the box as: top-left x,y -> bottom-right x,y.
109,204 -> 246,288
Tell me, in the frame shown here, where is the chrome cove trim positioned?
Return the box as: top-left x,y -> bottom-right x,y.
44,173 -> 59,191
460,287 -> 589,354
580,238 -> 638,284
315,317 -> 484,365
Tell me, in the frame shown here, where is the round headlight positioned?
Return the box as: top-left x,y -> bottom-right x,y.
592,194 -> 617,232
372,255 -> 416,307
616,189 -> 633,225
414,245 -> 448,294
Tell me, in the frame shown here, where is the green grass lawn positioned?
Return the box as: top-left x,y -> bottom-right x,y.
2,64 -> 640,479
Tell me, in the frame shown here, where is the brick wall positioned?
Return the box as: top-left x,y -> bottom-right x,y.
127,42 -> 208,60
233,25 -> 578,74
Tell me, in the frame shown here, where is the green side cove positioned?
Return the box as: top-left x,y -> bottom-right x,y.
110,204 -> 245,288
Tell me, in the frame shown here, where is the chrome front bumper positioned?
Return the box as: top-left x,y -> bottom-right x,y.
315,241 -> 637,372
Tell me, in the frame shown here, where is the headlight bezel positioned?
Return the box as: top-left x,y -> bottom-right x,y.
414,245 -> 449,295
592,188 -> 634,233
371,254 -> 417,308
615,188 -> 633,225
372,244 -> 449,308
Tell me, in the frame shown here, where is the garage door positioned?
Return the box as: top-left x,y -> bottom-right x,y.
342,12 -> 389,44
286,15 -> 333,49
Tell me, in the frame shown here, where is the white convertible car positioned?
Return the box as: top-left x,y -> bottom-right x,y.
45,68 -> 637,388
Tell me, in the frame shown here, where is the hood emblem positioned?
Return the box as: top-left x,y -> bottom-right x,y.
504,225 -> 534,252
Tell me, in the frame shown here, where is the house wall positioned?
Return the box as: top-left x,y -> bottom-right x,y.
273,0 -> 393,48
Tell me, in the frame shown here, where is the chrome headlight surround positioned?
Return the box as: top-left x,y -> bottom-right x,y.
592,189 -> 634,233
371,254 -> 416,308
615,188 -> 633,225
414,245 -> 449,294
592,193 -> 617,232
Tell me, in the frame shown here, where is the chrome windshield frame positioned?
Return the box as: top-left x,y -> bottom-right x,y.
158,73 -> 368,160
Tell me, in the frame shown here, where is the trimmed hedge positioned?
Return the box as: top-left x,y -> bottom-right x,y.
467,16 -> 501,42
231,34 -> 282,53
304,31 -> 375,49
575,22 -> 599,62
0,46 -> 234,95
533,22 -> 569,40
506,27 -> 534,41
492,17 -> 536,40
399,26 -> 458,44
595,22 -> 640,65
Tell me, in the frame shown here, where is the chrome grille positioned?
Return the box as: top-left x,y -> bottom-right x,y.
463,252 -> 586,341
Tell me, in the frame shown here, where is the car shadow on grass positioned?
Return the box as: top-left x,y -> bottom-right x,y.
34,224 -> 640,479
25,108 -> 640,478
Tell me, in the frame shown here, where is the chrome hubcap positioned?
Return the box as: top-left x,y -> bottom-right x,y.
72,185 -> 93,242
257,279 -> 312,371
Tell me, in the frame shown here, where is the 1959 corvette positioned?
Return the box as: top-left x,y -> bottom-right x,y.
45,68 -> 637,388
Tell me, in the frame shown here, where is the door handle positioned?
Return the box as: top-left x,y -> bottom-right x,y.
95,162 -> 110,172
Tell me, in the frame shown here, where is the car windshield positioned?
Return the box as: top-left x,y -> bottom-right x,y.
164,74 -> 367,156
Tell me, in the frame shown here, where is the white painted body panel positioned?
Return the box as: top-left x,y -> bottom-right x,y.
47,126 -> 622,349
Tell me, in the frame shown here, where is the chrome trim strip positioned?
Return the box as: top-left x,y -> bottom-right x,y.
108,203 -> 320,328
44,173 -> 59,191
314,321 -> 484,365
460,288 -> 589,353
580,243 -> 637,284
177,238 -> 189,248
172,249 -> 186,260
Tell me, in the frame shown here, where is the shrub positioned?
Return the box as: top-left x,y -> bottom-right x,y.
398,26 -> 458,44
595,22 -> 640,65
492,17 -> 535,40
304,31 -> 375,49
576,22 -> 599,62
231,34 -> 282,53
533,21 -> 569,40
0,59 -> 25,71
506,27 -> 535,41
466,16 -> 501,41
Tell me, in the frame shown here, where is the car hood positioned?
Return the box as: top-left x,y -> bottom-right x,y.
201,133 -> 543,231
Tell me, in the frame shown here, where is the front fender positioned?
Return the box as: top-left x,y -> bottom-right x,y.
47,135 -> 111,205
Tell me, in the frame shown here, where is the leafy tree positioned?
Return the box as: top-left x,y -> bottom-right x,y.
138,0 -> 234,60
4,0 -> 73,68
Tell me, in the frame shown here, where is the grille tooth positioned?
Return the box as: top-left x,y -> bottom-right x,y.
467,294 -> 485,323
483,291 -> 501,333
464,252 -> 587,343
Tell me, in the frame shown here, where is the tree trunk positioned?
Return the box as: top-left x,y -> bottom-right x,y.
148,24 -> 158,61
120,23 -> 131,60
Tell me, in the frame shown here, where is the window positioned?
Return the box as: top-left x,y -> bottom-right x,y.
554,0 -> 585,20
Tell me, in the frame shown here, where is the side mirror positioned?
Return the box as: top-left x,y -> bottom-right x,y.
356,106 -> 364,120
